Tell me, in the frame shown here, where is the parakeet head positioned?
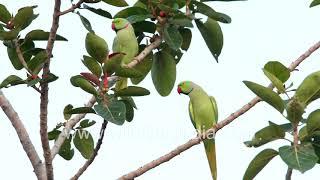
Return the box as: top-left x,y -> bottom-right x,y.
112,18 -> 130,32
177,81 -> 194,95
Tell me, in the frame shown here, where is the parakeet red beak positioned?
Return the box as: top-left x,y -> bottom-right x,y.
177,86 -> 182,94
112,23 -> 115,31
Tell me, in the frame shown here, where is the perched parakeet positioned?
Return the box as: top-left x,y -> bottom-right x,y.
111,18 -> 139,90
177,81 -> 218,180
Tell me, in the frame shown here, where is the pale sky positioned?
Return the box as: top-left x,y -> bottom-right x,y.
1,0 -> 320,179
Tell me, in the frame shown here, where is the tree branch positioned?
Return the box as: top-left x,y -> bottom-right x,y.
286,168 -> 293,180
118,41 -> 320,180
40,0 -> 62,179
51,37 -> 163,159
70,120 -> 108,180
0,90 -> 46,180
58,0 -> 84,16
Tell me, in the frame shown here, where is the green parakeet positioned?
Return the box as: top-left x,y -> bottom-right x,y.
177,81 -> 218,180
111,18 -> 139,90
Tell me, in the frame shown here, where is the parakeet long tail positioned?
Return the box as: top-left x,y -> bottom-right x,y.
204,139 -> 217,180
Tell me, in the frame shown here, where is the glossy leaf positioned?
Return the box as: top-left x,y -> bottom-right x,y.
151,51 -> 176,96
310,0 -> 320,7
299,126 -> 310,142
279,143 -> 318,173
195,18 -> 223,62
14,6 -> 37,30
82,55 -> 102,77
77,12 -> 94,33
121,100 -> 134,122
94,100 -> 126,125
27,78 -> 40,87
243,81 -> 285,113
27,51 -> 48,74
85,32 -> 108,63
179,28 -> 192,51
41,73 -> 59,84
294,71 -> 320,105
73,130 -> 94,159
170,14 -> 193,27
0,28 -> 20,40
164,25 -> 183,51
65,107 -> 96,115
307,109 -> 320,135
244,123 -> 285,147
48,129 -> 61,140
243,149 -> 278,180
102,0 -> 128,7
79,119 -> 96,128
59,135 -> 74,160
132,21 -> 156,34
264,61 -> 290,83
263,69 -> 285,93
192,1 -> 231,23
268,121 -> 293,132
25,29 -> 67,41
120,96 -> 137,109
0,4 -> 11,23
83,4 -> 112,19
127,14 -> 152,24
114,7 -> 149,18
114,86 -> 150,96
63,104 -> 73,120
115,67 -> 143,78
70,75 -> 98,96
0,75 -> 25,88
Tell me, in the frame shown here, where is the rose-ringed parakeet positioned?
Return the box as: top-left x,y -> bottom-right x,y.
111,18 -> 139,90
177,81 -> 218,180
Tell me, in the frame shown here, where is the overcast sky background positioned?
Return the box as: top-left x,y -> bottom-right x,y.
1,0 -> 320,179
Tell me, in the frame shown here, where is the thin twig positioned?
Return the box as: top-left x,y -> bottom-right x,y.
0,90 -> 46,180
51,37 -> 163,159
286,168 -> 293,180
70,120 -> 108,180
59,0 -> 85,16
118,41 -> 320,179
40,0 -> 62,179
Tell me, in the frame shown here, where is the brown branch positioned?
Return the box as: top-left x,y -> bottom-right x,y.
0,90 -> 46,180
286,168 -> 293,180
51,37 -> 163,159
58,0 -> 84,16
40,0 -> 62,179
118,41 -> 320,179
70,120 -> 108,180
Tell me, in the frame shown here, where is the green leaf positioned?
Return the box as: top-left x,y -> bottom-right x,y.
299,126 -> 310,142
73,130 -> 94,159
243,81 -> 285,113
40,73 -> 59,84
195,18 -> 223,62
77,12 -> 94,33
179,28 -> 192,51
268,121 -> 293,132
0,75 -> 25,88
120,96 -> 137,109
200,0 -> 246,1
121,100 -> 134,122
192,1 -> 231,23
0,4 -> 11,23
132,21 -> 156,34
264,61 -> 290,83
48,129 -> 61,140
27,78 -> 40,87
279,143 -> 318,173
131,47 -> 153,84
312,136 -> 320,163
103,53 -> 124,73
102,0 -> 128,7
263,69 -> 286,93
164,25 -> 183,51
79,119 -> 96,128
83,5 -> 112,19
58,135 -> 74,160
170,14 -> 193,27
63,104 -> 73,120
0,28 -> 20,40
244,123 -> 285,147
70,75 -> 98,96
114,86 -> 150,96
14,6 -> 37,30
243,149 -> 278,180
294,71 -> 320,105
27,51 -> 48,74
82,55 -> 102,77
6,40 -> 35,70
127,14 -> 152,24
151,51 -> 176,96
307,109 -> 320,135
94,100 -> 126,125
310,0 -> 320,7
286,98 -> 305,124
25,29 -> 67,41
114,67 -> 143,78
114,7 -> 149,18
85,32 -> 108,63
65,107 -> 96,115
